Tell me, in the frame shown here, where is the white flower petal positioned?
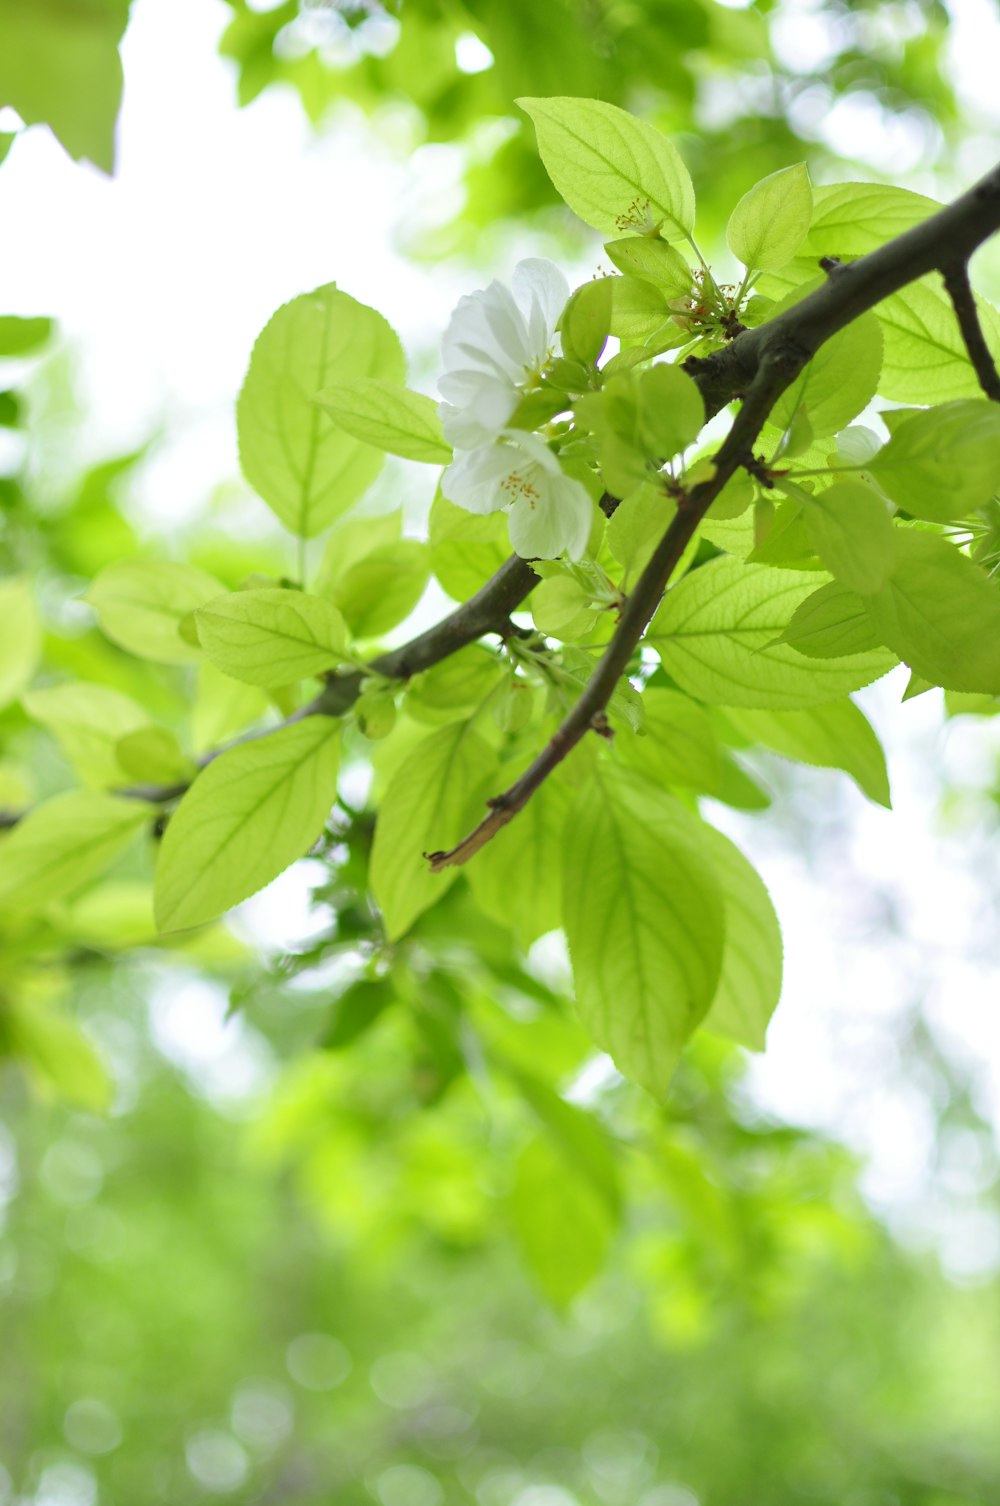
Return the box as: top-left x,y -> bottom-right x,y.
441,443 -> 518,515
512,259 -> 569,359
507,467 -> 593,561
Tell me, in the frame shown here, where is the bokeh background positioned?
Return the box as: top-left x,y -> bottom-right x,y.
3,1 -> 1000,1502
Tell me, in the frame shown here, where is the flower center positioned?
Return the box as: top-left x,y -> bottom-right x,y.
501,467 -> 541,509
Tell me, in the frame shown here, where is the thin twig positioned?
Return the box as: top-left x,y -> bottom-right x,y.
941,261 -> 1000,402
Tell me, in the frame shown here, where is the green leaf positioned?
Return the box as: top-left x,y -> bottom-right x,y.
638,362 -> 705,458
237,284 -> 404,538
649,558 -> 896,708
326,542 -> 429,638
805,182 -> 939,256
321,978 -> 395,1051
115,728 -> 192,786
195,588 -> 349,688
608,275 -> 670,340
724,700 -> 891,807
154,717 -> 341,933
6,999 -> 111,1113
560,277 -> 613,366
190,664 -> 269,755
868,400 -> 1000,523
507,1068 -> 622,1218
863,530 -> 1000,694
803,480 -> 894,594
22,681 -> 149,787
616,687 -> 722,795
0,576 -> 41,708
562,764 -> 725,1095
314,379 -> 451,464
531,575 -> 597,640
698,825 -> 783,1051
467,762 -> 572,950
86,560 -> 225,665
604,236 -> 692,297
877,280 -> 1000,403
405,648 -> 505,726
316,509 -> 402,590
605,485 -> 675,578
0,315 -> 52,355
508,1136 -> 615,1307
370,722 -> 499,940
519,96 -> 695,240
0,792 -> 152,913
769,312 -> 883,439
429,492 -> 510,602
726,163 -> 812,272
0,0 -> 130,172
779,579 -> 883,659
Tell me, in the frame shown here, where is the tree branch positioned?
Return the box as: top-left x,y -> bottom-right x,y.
430,157 -> 1000,869
941,261 -> 1000,402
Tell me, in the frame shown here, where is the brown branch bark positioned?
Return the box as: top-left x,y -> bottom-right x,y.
941,261 -> 1000,402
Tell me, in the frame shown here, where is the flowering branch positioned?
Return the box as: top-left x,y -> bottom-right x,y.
429,158 -> 1000,870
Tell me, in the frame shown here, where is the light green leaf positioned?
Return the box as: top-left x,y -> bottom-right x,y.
316,509 -> 402,591
863,530 -> 1000,694
0,577 -> 41,707
726,163 -> 812,272
562,764 -> 725,1096
779,579 -> 883,659
22,681 -> 148,787
195,588 -> 349,688
606,485 -> 675,578
190,664 -> 269,755
0,315 -> 53,355
724,700 -> 891,807
868,400 -> 1000,523
237,284 -> 404,538
560,277 -> 613,366
639,362 -> 705,458
0,791 -> 152,913
805,182 -> 939,256
326,542 -> 429,638
877,280 -> 1000,403
0,0 -> 130,172
616,687 -> 722,795
6,999 -> 112,1114
370,722 -> 499,940
604,236 -> 692,297
467,763 -> 572,950
698,825 -> 783,1051
115,727 -> 193,786
530,575 -> 596,640
405,648 -> 505,726
649,558 -> 896,708
804,480 -> 894,594
769,312 -> 883,439
508,1136 -> 615,1307
609,275 -> 670,340
86,560 -> 225,664
519,96 -> 695,240
314,378 -> 451,464
429,492 -> 510,602
154,717 -> 341,933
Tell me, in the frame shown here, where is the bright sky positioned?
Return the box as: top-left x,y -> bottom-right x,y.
3,0 -> 1000,1278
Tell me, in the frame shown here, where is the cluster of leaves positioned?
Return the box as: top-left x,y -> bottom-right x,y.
3,97 -> 1000,1141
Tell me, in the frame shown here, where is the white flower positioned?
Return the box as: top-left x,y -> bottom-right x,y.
438,258 -> 569,449
442,431 -> 593,561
